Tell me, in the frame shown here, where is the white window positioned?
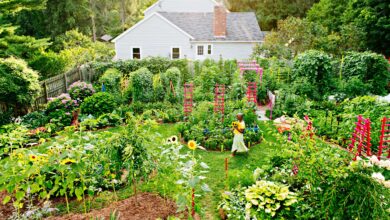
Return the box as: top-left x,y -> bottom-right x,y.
132,48 -> 141,59
207,45 -> 212,55
172,47 -> 180,59
197,45 -> 204,55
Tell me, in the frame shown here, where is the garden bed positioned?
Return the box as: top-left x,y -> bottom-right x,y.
46,193 -> 182,220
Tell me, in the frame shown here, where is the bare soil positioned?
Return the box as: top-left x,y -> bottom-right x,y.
46,193 -> 183,220
0,191 -> 14,220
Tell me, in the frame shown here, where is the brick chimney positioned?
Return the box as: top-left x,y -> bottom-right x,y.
213,4 -> 227,38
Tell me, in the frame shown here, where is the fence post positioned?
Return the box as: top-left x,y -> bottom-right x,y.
44,82 -> 48,102
64,73 -> 68,91
79,66 -> 83,81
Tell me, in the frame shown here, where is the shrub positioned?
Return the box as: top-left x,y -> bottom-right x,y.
0,57 -> 41,112
68,81 -> 95,102
130,68 -> 154,102
28,51 -> 66,80
342,51 -> 390,95
46,93 -> 79,114
81,92 -> 117,116
21,111 -> 49,129
292,50 -> 334,100
98,68 -> 122,93
45,93 -> 78,129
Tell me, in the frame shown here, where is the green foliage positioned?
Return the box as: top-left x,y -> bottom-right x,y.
21,110 -> 49,129
81,92 -> 117,117
308,0 -> 389,56
68,81 -> 95,102
28,51 -> 67,79
341,51 -> 390,96
227,0 -> 318,31
98,68 -> 122,94
292,50 -> 334,100
0,57 -> 41,109
130,67 -> 154,102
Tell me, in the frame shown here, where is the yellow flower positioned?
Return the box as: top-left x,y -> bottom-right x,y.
29,154 -> 38,161
111,174 -> 116,179
60,158 -> 76,165
232,121 -> 239,128
188,140 -> 197,150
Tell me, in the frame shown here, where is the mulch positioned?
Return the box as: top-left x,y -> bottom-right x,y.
0,191 -> 14,220
45,193 -> 183,220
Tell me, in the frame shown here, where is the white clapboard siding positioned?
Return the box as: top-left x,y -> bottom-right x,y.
144,0 -> 218,17
190,42 -> 258,60
114,14 -> 194,60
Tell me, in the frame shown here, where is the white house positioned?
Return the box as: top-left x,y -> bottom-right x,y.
112,0 -> 264,60
144,0 -> 221,17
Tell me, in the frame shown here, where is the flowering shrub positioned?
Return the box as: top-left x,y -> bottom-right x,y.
45,94 -> 78,129
68,81 -> 95,102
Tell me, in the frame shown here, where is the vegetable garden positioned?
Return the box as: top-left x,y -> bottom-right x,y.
1,54 -> 390,220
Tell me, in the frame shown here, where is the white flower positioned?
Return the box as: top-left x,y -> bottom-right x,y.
378,160 -> 390,170
363,161 -> 373,168
369,156 -> 380,165
383,181 -> 390,188
372,172 -> 385,182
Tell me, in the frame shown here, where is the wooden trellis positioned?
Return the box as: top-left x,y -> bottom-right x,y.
349,115 -> 372,160
184,83 -> 194,115
246,82 -> 257,104
238,60 -> 263,84
214,84 -> 225,114
378,117 -> 390,160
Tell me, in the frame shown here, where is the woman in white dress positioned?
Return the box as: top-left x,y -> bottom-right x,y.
232,113 -> 248,156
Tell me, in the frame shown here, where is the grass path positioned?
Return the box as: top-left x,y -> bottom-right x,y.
150,122 -> 280,218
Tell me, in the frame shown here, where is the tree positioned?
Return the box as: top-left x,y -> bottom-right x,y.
308,0 -> 389,56
226,0 -> 319,30
0,57 -> 41,112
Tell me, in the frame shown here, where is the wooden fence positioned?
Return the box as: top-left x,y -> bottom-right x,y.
33,64 -> 97,110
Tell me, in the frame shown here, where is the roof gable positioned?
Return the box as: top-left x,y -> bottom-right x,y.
112,13 -> 194,43
159,12 -> 264,42
144,0 -> 224,15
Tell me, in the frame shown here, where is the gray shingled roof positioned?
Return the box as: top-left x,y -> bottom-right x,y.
158,12 -> 264,41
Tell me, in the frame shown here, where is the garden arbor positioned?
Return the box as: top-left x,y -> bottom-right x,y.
238,60 -> 263,105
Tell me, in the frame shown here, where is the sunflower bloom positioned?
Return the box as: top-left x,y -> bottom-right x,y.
171,136 -> 178,143
188,140 -> 197,150
29,154 -> 38,161
60,158 -> 76,165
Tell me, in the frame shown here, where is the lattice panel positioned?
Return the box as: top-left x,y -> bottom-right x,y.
349,115 -> 372,160
378,117 -> 390,160
184,83 -> 194,115
246,82 -> 257,104
214,84 -> 225,114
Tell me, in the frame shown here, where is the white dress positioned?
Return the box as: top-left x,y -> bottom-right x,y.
232,121 -> 248,152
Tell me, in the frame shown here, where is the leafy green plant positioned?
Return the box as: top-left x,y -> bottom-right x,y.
292,50 -> 334,101
81,92 -> 117,117
0,57 -> 41,113
98,68 -> 122,94
130,67 -> 154,102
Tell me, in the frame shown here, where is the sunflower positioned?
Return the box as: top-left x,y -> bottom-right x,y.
232,121 -> 239,128
171,135 -> 178,144
188,140 -> 197,150
166,137 -> 172,144
29,154 -> 38,161
60,158 -> 76,165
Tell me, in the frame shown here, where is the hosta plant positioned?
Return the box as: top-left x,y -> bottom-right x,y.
245,180 -> 298,218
